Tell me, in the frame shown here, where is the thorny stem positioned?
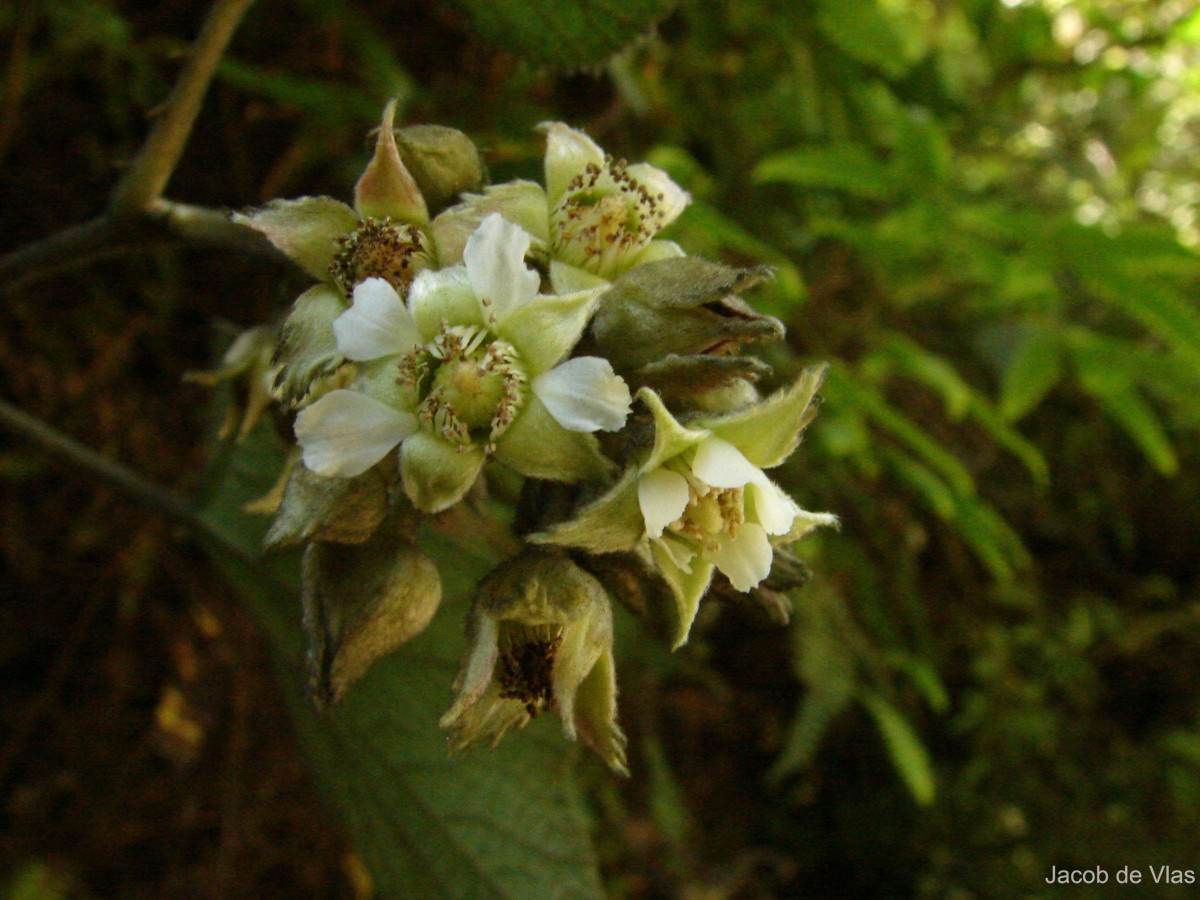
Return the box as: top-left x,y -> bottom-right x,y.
0,397 -> 251,562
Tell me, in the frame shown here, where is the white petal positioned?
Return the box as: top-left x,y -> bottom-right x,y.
749,477 -> 799,535
333,278 -> 421,361
532,357 -> 631,433
690,436 -> 761,489
463,213 -> 540,323
638,468 -> 690,539
626,162 -> 690,229
294,389 -> 416,478
540,122 -> 605,204
708,522 -> 773,592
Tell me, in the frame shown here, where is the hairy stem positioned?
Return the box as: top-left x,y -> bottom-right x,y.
0,0 -> 276,295
110,0 -> 258,215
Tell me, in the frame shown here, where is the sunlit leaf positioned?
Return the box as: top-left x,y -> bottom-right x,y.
754,144 -> 890,200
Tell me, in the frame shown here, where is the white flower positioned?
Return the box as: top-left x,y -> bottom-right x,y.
294,214 -> 632,513
533,368 -> 837,647
432,123 -> 690,293
234,100 -> 434,407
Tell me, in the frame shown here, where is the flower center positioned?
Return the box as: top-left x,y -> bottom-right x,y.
551,156 -> 667,275
329,218 -> 432,297
496,626 -> 562,718
669,467 -> 746,552
399,324 -> 526,451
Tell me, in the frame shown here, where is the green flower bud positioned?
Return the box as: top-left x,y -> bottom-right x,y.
301,504 -> 439,706
440,550 -> 628,775
395,125 -> 486,216
591,258 -> 785,378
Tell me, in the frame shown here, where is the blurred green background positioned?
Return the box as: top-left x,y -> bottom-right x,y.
2,0 -> 1199,896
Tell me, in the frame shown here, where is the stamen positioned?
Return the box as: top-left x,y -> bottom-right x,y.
496,630 -> 562,718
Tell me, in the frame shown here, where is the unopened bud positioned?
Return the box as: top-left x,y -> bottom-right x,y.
302,506 -> 440,706
395,125 -> 485,216
591,257 -> 785,376
263,463 -> 390,550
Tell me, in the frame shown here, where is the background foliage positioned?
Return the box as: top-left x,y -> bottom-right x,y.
3,0 -> 1200,896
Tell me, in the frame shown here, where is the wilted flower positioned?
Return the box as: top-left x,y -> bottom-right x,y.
433,123 -> 690,293
440,551 -> 627,774
235,100 -> 436,407
534,368 -> 837,647
294,214 -> 632,512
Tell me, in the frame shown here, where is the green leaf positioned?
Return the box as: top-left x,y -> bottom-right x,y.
1069,332 -> 1180,477
826,365 -> 976,497
873,335 -> 1049,485
814,0 -> 918,78
449,0 -> 679,69
198,426 -> 604,899
860,693 -> 936,806
770,586 -> 859,782
1000,323 -> 1064,422
753,143 -> 890,200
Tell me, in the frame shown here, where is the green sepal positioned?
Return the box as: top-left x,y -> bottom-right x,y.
431,180 -> 551,267
649,540 -> 715,649
529,467 -> 644,554
549,260 -> 610,294
700,364 -> 827,469
638,387 -> 708,472
233,197 -> 358,280
573,647 -> 629,776
400,430 -> 486,513
494,395 -> 614,483
498,288 -> 602,373
273,283 -> 348,409
354,98 -> 429,225
408,266 -> 484,339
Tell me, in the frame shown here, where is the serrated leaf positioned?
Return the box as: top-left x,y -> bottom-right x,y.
1000,324 -> 1064,422
450,0 -> 678,69
753,144 -> 890,200
198,426 -> 604,899
860,693 -> 935,806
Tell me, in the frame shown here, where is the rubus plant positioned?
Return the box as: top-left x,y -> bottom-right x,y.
233,102 -> 836,771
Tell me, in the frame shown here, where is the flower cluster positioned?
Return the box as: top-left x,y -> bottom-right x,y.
228,103 -> 835,773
